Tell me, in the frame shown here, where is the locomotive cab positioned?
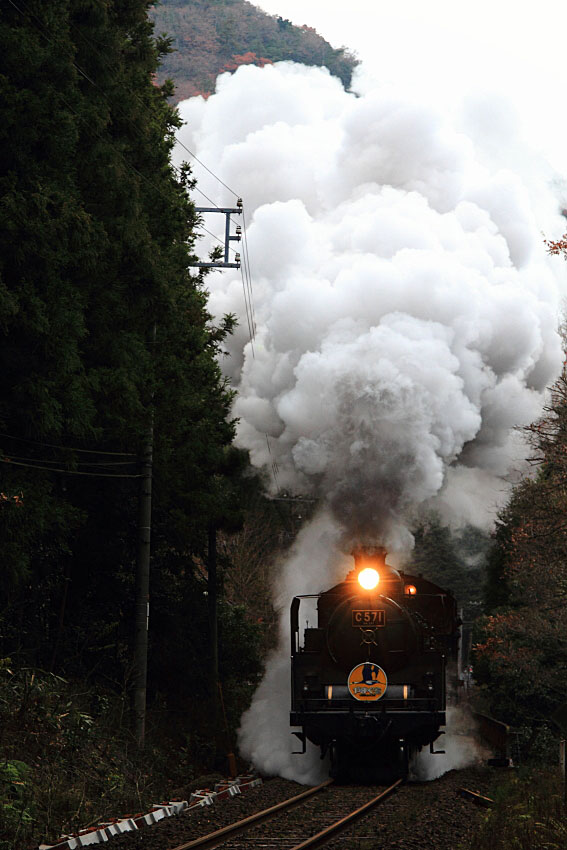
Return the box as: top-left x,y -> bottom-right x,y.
290,550 -> 459,781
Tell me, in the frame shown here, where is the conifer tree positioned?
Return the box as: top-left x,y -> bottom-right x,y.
0,1 -> 241,690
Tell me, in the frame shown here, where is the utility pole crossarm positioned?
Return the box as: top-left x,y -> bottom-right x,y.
191,199 -> 243,269
191,262 -> 242,269
196,207 -> 243,214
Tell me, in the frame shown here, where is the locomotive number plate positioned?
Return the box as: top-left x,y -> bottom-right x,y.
352,609 -> 385,627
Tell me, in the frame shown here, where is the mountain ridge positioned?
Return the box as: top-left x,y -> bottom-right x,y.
150,0 -> 358,102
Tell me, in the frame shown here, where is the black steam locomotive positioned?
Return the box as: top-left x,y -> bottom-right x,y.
290,550 -> 459,780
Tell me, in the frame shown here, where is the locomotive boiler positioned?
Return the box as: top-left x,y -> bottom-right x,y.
290,549 -> 459,780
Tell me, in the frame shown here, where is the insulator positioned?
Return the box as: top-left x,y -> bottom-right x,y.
237,198 -> 243,208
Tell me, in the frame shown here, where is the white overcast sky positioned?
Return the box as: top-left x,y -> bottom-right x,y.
253,0 -> 567,175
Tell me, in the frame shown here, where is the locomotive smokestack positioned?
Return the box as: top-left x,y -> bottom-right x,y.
352,547 -> 400,579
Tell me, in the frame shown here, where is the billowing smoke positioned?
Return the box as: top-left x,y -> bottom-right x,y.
176,62 -> 563,548
238,511 -> 347,783
411,706 -> 490,780
174,61 -> 565,779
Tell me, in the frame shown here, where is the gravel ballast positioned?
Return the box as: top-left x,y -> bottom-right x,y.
86,765 -> 495,850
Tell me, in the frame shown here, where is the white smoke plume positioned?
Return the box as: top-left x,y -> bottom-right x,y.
411,705 -> 490,780
238,511 -> 348,783
176,62 -> 564,548
174,62 -> 565,779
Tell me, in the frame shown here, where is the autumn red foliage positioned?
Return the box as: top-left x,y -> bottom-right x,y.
544,234 -> 567,258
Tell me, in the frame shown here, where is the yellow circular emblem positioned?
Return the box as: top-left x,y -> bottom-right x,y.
347,662 -> 388,701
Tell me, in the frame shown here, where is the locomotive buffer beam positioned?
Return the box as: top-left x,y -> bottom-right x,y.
430,730 -> 445,754
292,728 -> 307,755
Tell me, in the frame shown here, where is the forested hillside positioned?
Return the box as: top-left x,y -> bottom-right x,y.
149,0 -> 358,101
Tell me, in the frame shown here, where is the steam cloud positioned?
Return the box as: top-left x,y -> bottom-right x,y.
176,62 -> 564,547
174,62 -> 565,779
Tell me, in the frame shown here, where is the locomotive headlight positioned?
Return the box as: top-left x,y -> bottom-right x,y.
358,567 -> 380,590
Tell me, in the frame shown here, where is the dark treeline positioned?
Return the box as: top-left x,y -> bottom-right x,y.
0,0 -> 238,685
0,2 -> 282,845
474,355 -> 567,760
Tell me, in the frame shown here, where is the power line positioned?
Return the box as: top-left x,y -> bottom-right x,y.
6,0 -> 192,218
196,226 -> 238,256
240,263 -> 255,356
192,185 -> 221,209
9,0 -> 238,202
175,142 -> 239,200
9,0 -> 257,346
8,0 -> 248,280
241,205 -> 257,334
1,457 -> 143,478
0,432 -> 136,456
265,435 -> 280,491
3,454 -> 137,468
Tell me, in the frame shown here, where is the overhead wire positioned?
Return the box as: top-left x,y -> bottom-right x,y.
1,458 -> 143,478
239,262 -> 255,356
8,0 -> 256,305
9,0 -> 238,202
175,143 -> 239,199
0,432 -> 136,456
241,205 -> 257,336
9,0 -> 254,295
3,454 -> 137,468
8,0 -> 181,222
8,0 -> 265,475
6,0 -> 213,224
192,185 -> 222,209
196,225 -> 238,257
265,435 -> 280,491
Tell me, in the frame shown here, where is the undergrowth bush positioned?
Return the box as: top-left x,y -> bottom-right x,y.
476,766 -> 567,849
0,660 -> 241,850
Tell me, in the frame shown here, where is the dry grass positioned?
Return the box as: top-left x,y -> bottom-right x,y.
475,767 -> 567,849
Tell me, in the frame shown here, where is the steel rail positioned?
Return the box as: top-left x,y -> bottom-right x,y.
458,786 -> 494,807
289,778 -> 403,850
168,779 -> 334,850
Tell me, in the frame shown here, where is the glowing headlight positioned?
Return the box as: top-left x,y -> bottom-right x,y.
358,567 -> 380,590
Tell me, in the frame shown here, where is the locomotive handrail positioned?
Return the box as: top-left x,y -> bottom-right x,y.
291,596 -> 300,656
293,594 -> 322,599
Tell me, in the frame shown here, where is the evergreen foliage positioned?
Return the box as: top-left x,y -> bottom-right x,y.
407,515 -> 489,620
0,0 -> 258,733
474,367 -> 567,754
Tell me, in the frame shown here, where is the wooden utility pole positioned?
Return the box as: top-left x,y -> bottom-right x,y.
133,325 -> 156,748
130,203 -> 243,749
208,524 -> 219,732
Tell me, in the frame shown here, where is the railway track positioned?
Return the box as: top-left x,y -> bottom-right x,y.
168,778 -> 402,850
